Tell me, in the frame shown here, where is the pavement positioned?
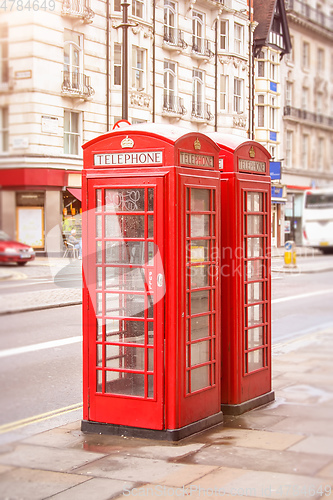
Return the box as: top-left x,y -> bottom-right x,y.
0,251 -> 333,499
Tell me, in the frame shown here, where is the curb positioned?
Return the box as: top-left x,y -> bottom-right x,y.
0,272 -> 14,281
272,266 -> 333,274
0,300 -> 82,316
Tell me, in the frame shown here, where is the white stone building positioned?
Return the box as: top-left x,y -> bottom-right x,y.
0,0 -> 254,254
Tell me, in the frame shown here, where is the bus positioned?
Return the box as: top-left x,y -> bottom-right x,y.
302,188 -> 333,253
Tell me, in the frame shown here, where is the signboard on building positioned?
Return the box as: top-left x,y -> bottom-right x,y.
269,161 -> 281,180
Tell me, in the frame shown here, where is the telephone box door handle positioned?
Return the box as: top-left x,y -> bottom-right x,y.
157,273 -> 163,287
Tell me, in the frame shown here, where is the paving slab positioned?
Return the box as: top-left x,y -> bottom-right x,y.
182,444 -> 332,476
47,477 -> 137,500
289,436 -> 333,456
0,443 -> 106,472
0,466 -> 89,500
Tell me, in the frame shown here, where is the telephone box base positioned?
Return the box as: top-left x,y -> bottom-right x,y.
81,412 -> 223,442
221,391 -> 275,416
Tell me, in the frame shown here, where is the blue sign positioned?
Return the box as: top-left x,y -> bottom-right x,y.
285,242 -> 292,251
271,186 -> 283,198
270,81 -> 277,92
270,161 -> 281,180
269,131 -> 277,141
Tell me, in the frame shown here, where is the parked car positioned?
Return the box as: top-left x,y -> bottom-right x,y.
0,231 -> 35,265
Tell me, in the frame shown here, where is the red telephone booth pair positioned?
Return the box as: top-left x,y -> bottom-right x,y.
81,124 -> 273,440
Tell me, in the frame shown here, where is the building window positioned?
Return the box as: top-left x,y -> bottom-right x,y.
64,30 -> 82,90
192,10 -> 204,53
0,25 -> 9,84
234,23 -> 243,54
0,107 -> 8,152
330,141 -> 333,171
301,134 -> 309,169
286,130 -> 293,168
220,75 -> 228,111
220,20 -> 228,50
269,96 -> 277,130
114,0 -> 121,11
302,41 -> 310,69
270,53 -> 277,81
301,87 -> 308,111
257,95 -> 265,127
316,93 -> 323,115
192,69 -> 204,117
114,43 -> 121,86
286,81 -> 293,107
318,137 -> 324,171
286,36 -> 294,63
64,111 -> 81,156
132,47 -> 146,91
257,50 -> 265,77
164,60 -> 176,110
132,0 -> 144,18
317,48 -> 325,72
234,78 -> 243,113
164,0 -> 177,44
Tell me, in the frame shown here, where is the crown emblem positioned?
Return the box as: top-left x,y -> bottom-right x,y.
194,138 -> 201,150
121,136 -> 134,149
249,146 -> 255,158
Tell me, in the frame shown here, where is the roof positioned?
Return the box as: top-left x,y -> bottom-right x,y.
253,0 -> 292,56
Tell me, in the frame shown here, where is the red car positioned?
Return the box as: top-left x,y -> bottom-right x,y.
0,231 -> 35,266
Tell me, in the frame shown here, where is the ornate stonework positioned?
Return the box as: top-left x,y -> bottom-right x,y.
130,91 -> 152,109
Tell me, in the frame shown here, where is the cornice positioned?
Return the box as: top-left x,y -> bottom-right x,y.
287,13 -> 333,41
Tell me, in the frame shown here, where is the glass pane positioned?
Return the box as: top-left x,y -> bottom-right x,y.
105,241 -> 145,265
148,242 -> 155,265
247,192 -> 263,212
189,240 -> 209,262
246,260 -> 264,280
97,344 -> 103,367
105,215 -> 145,239
247,304 -> 264,326
96,241 -> 102,263
148,189 -> 154,211
148,215 -> 154,238
246,215 -> 263,234
105,319 -> 120,341
147,294 -> 154,318
191,365 -> 210,392
96,189 -> 102,212
96,370 -> 103,392
113,320 -> 145,344
247,326 -> 264,349
191,189 -> 210,211
96,215 -> 102,238
97,267 -> 102,289
191,314 -> 209,341
247,349 -> 264,372
96,292 -> 102,315
105,371 -> 145,397
97,317 -> 103,341
105,215 -> 121,238
105,188 -> 145,212
105,266 -> 145,291
191,215 -> 210,237
105,293 -> 145,318
246,237 -> 263,258
148,374 -> 154,398
148,348 -> 154,371
190,340 -> 210,367
246,282 -> 263,303
105,345 -> 145,370
191,290 -> 210,315
190,265 -> 209,288
148,322 -> 154,345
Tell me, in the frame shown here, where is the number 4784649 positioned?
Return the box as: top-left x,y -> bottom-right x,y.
0,0 -> 55,11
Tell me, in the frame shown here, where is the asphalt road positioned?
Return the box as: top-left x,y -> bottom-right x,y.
0,257 -> 333,445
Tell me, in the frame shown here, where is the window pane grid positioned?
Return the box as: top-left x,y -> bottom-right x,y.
94,186 -> 156,400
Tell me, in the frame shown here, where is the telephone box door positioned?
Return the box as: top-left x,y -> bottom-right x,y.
84,177 -> 165,430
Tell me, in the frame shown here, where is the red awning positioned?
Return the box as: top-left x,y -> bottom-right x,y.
67,188 -> 82,201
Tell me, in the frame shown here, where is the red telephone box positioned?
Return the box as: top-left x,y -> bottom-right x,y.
207,132 -> 274,415
81,124 -> 223,440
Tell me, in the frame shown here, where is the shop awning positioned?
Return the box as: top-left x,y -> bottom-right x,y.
67,188 -> 82,201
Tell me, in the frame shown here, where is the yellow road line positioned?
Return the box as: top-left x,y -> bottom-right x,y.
0,402 -> 83,434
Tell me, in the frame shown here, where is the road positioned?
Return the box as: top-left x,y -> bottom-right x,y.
0,254 -> 333,445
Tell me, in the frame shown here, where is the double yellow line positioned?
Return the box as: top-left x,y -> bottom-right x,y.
0,402 -> 83,434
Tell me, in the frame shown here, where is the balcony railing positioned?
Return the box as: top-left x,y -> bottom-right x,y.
163,94 -> 187,115
62,0 -> 94,22
192,39 -> 214,59
191,101 -> 214,121
62,71 -> 95,98
284,106 -> 333,128
163,28 -> 187,49
285,0 -> 333,31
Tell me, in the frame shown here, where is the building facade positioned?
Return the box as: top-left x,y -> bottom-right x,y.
280,0 -> 333,244
0,0 -> 253,254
